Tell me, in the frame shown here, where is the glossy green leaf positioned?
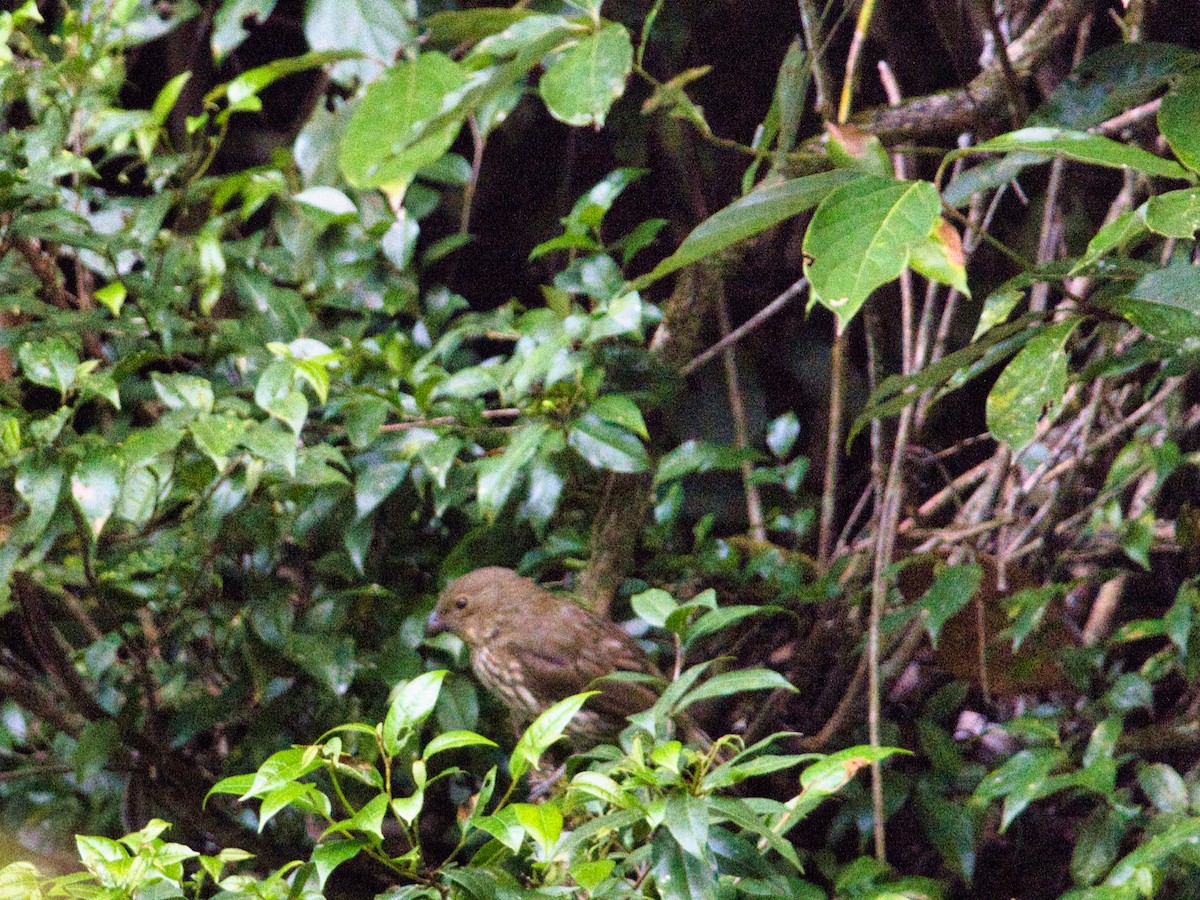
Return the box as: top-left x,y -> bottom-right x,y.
511,692 -> 597,781
986,317 -> 1083,454
1144,187 -> 1200,237
1138,763 -> 1188,814
1071,207 -> 1148,274
512,802 -> 563,860
304,0 -> 413,84
189,415 -> 249,468
539,23 -> 632,127
354,461 -> 410,521
803,175 -> 942,333
153,373 -> 214,413
632,588 -> 678,628
1113,262 -> 1200,345
1032,42 -> 1196,129
383,670 -> 447,755
211,0 -> 276,62
588,394 -> 648,439
568,411 -> 649,473
423,730 -> 497,759
913,563 -> 982,647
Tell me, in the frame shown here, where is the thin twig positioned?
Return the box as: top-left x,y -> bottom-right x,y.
681,278 -> 808,376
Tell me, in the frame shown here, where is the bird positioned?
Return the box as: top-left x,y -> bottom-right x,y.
425,566 -> 702,750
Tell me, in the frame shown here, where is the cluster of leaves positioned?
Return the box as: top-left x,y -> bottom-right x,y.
1,665 -> 908,900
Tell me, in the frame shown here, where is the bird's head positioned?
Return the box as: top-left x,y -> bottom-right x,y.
426,566 -> 528,646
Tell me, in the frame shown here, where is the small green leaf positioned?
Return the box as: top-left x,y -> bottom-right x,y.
95,282 -> 126,316
970,126 -> 1192,181
1138,763 -> 1188,814
383,670 -> 447,756
664,794 -> 710,859
18,338 -> 78,400
477,421 -> 549,519
632,588 -> 678,627
423,730 -> 497,759
71,453 -> 123,538
633,170 -> 855,291
766,412 -> 801,458
512,802 -> 563,861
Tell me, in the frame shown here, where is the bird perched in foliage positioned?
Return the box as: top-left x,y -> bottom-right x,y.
426,566 -> 698,749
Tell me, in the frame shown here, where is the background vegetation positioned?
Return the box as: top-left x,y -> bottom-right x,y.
2,0 -> 1200,897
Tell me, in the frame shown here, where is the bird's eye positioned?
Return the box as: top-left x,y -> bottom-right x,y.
455,596 -> 468,610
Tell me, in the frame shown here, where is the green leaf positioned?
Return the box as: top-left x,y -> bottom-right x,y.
568,411 -> 649,473
655,439 -> 752,485
152,373 -> 214,413
1138,763 -> 1188,814
240,421 -> 296,475
969,126 -> 1193,181
306,0 -> 414,84
974,747 -> 1064,831
1144,187 -> 1200,237
913,563 -> 983,647
766,412 -> 801,458
383,670 -> 447,755
986,317 -> 1083,454
512,802 -> 563,861
18,338 -> 78,399
355,460 -> 410,521
242,747 -> 325,799
675,668 -> 794,713
511,691 -> 597,780
1031,42 -> 1196,129
423,730 -> 497,759
1111,260 -> 1200,345
804,175 -> 942,333
651,827 -> 718,900
1071,207 -> 1148,274
664,794 -> 710,859
477,421 -> 549,519
340,52 -> 466,190
539,23 -> 632,127
95,281 -> 126,317
588,394 -> 648,439
189,414 -> 250,468
420,8 -> 538,48
1159,68 -> 1200,174
632,588 -> 678,627
71,453 -> 123,538
632,169 -> 855,290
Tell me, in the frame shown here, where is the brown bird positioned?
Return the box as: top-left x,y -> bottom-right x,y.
426,566 -> 695,749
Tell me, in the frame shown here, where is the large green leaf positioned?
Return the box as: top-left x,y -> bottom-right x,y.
803,175 -> 942,332
539,23 -> 633,127
567,411 -> 649,473
339,52 -> 466,189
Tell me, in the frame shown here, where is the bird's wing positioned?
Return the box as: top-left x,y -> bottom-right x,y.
498,603 -> 661,718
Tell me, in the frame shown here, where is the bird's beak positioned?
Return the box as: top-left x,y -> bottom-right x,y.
426,609 -> 447,637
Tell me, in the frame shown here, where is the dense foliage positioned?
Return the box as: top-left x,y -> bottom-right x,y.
2,0 -> 1200,897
